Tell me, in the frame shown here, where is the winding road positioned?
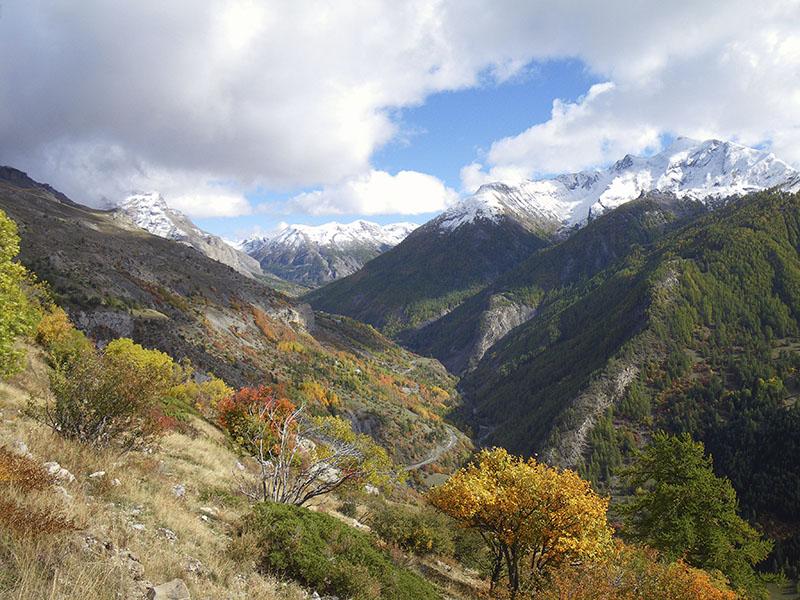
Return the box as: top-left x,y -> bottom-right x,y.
404,427 -> 458,471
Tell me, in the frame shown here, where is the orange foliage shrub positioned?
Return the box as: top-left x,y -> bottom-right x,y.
542,541 -> 738,600
0,447 -> 53,492
0,498 -> 77,537
217,386 -> 297,451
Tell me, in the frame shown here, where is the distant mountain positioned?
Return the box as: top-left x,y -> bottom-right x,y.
115,192 -> 263,278
445,137 -> 800,232
310,138 -> 800,340
306,209 -> 553,337
241,220 -> 417,286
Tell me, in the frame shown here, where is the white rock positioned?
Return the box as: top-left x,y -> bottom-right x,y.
11,440 -> 30,457
53,485 -> 72,501
88,470 -> 106,479
111,478 -> 121,486
131,523 -> 146,531
146,578 -> 191,600
172,484 -> 186,498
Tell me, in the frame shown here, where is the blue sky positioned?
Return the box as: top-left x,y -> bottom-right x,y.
196,59 -> 600,239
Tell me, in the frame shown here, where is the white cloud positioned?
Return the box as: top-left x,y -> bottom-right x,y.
1,1 -> 799,213
459,1 -> 800,189
272,170 -> 458,216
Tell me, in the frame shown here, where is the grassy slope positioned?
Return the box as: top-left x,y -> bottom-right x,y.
0,175 -> 469,468
0,347 -> 481,599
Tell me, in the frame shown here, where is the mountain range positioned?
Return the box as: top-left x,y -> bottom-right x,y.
308,138 -> 800,337
0,167 -> 468,468
4,135 -> 800,573
240,220 -> 417,286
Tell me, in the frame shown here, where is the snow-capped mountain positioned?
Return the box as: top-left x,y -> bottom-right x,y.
114,193 -> 263,278
242,220 -> 418,286
438,138 -> 800,233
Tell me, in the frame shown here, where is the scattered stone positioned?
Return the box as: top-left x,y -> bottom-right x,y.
88,470 -> 106,479
130,506 -> 144,516
11,439 -> 30,457
364,484 -> 379,495
199,515 -> 209,523
44,461 -> 76,483
234,461 -> 245,471
123,551 -> 145,580
111,478 -> 122,486
172,484 -> 186,498
198,506 -> 218,519
146,578 -> 190,600
183,556 -> 204,576
53,485 -> 72,501
311,592 -> 339,600
158,527 -> 177,542
131,523 -> 146,531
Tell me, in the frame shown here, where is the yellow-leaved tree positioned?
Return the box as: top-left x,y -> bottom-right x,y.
428,447 -> 611,597
0,209 -> 37,379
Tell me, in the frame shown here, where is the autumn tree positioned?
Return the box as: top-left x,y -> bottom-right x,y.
35,337 -> 181,449
219,386 -> 394,506
428,447 -> 611,597
0,209 -> 37,379
621,432 -> 772,597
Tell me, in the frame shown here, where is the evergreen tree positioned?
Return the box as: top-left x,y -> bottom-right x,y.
621,432 -> 772,597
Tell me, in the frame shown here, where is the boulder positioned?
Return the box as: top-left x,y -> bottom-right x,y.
146,579 -> 190,600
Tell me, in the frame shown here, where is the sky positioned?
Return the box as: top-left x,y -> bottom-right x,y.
1,1 -> 800,240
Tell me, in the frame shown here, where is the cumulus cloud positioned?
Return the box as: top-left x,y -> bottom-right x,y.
1,1 -> 799,212
458,0 -> 800,189
269,170 -> 458,216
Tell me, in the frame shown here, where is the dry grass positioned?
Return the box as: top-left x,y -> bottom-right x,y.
0,347 -> 307,600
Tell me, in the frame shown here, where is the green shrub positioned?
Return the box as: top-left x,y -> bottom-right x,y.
369,502 -> 455,557
242,502 -> 441,600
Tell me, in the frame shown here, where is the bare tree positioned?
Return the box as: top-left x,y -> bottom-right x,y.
226,390 -> 393,506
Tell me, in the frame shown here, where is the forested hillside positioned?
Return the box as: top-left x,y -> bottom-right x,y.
456,190 -> 800,574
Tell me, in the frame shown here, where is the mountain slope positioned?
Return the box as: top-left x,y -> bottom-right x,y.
0,167 -> 468,467
453,190 -> 800,570
115,192 -> 264,278
308,138 -> 798,341
307,214 -> 553,337
243,220 -> 416,286
403,194 -> 706,374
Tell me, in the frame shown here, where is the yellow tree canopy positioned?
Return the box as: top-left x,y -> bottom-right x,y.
428,447 -> 611,592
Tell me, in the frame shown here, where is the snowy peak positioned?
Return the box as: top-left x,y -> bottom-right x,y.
438,138 -> 800,233
242,220 -> 418,287
118,192 -> 187,240
114,193 -> 263,278
244,220 -> 418,253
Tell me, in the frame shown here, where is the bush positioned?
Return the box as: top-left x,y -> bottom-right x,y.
369,502 -> 455,557
35,306 -> 93,366
34,339 -> 177,449
541,541 -> 737,600
242,502 -> 441,600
